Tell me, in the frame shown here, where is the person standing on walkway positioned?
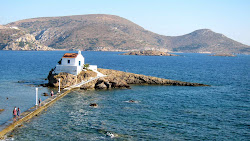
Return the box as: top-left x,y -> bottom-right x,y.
17,107 -> 21,118
39,98 -> 41,106
13,107 -> 17,121
50,90 -> 54,97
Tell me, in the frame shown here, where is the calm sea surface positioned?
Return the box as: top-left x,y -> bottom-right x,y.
0,51 -> 249,140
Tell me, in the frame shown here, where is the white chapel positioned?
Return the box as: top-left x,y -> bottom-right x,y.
55,50 -> 97,75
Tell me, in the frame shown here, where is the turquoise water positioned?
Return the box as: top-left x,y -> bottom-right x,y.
0,51 -> 249,140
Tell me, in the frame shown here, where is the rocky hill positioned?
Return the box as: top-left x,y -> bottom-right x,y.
0,25 -> 53,50
0,25 -> 24,50
2,14 -> 249,54
168,29 -> 249,54
3,34 -> 53,51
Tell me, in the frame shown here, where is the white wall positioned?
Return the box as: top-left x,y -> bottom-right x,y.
55,65 -> 78,75
61,55 -> 84,66
61,58 -> 76,66
75,55 -> 85,66
89,65 -> 97,71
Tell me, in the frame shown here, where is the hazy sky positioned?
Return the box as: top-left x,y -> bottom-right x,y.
1,0 -> 249,45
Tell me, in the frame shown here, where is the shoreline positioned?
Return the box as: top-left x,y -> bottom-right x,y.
0,50 -> 249,55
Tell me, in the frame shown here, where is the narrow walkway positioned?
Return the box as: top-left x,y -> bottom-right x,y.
0,71 -> 106,139
91,69 -> 106,77
0,89 -> 71,139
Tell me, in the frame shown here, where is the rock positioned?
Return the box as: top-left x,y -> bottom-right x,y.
90,103 -> 98,107
109,78 -> 130,88
127,100 -> 139,103
42,93 -> 49,96
47,69 -> 97,88
0,109 -> 4,113
129,100 -> 135,103
77,70 -> 97,81
8,135 -> 14,138
121,50 -> 178,56
39,83 -> 48,87
18,124 -> 23,127
106,132 -> 115,138
95,82 -> 107,89
80,83 -> 95,90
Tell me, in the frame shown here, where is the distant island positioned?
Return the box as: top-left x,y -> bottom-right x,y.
209,53 -> 236,57
121,50 -> 178,56
1,14 -> 249,54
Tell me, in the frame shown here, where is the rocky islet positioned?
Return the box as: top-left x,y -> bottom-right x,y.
121,50 -> 178,56
47,68 -> 209,90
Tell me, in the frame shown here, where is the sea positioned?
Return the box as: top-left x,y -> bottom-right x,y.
0,51 -> 249,140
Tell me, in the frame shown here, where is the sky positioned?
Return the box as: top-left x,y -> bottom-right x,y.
1,0 -> 249,45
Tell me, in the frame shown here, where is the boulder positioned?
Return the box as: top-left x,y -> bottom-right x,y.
129,100 -> 135,103
18,124 -> 23,127
0,109 -> 4,113
128,100 -> 139,103
95,82 -> 107,89
42,93 -> 49,96
90,103 -> 98,107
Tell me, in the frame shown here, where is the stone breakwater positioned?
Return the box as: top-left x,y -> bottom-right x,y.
47,68 -> 209,90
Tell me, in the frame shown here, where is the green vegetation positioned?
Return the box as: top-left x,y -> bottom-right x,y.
18,41 -> 25,47
83,64 -> 90,69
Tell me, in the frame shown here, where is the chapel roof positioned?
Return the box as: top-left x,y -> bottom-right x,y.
62,53 -> 78,58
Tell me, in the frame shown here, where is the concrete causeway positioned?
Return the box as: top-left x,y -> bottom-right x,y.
0,89 -> 73,139
0,71 -> 107,139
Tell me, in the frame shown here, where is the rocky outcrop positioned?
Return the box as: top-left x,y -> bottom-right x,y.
209,53 -> 236,57
47,68 -> 209,90
98,68 -> 208,86
3,34 -> 53,51
121,50 -> 178,56
80,76 -> 130,90
47,70 -> 97,88
0,25 -> 25,50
